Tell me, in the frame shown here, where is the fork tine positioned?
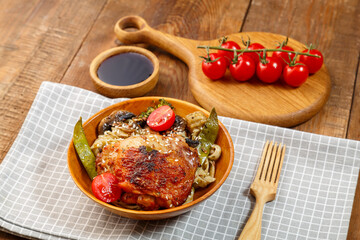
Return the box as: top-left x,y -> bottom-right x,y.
255,140 -> 270,180
272,144 -> 286,185
259,141 -> 273,181
265,142 -> 278,182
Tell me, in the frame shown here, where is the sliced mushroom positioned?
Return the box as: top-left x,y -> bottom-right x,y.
97,110 -> 136,135
162,115 -> 187,136
185,138 -> 200,148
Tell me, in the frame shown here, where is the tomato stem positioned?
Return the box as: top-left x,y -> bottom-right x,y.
241,35 -> 251,47
218,36 -> 228,46
231,49 -> 239,64
287,53 -> 298,66
197,45 -> 321,58
276,37 -> 289,48
258,49 -> 268,64
199,46 -> 221,63
304,43 -> 317,53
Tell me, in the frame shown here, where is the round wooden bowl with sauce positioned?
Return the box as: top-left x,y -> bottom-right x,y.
90,46 -> 159,98
67,97 -> 234,220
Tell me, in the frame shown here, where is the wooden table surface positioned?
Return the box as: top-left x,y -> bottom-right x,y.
0,0 -> 359,239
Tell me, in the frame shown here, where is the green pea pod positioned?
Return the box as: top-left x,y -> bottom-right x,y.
197,108 -> 219,165
73,117 -> 97,180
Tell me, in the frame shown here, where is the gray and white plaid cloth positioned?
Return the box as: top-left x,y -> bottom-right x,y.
0,81 -> 359,240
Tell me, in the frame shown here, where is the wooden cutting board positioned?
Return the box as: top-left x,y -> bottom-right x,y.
114,16 -> 331,127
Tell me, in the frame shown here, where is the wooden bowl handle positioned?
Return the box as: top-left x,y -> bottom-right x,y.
114,15 -> 196,64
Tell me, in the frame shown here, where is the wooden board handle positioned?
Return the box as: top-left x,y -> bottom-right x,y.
114,16 -> 150,44
114,15 -> 197,64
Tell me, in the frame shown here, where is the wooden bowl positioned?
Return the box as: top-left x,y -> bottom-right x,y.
67,97 -> 234,220
89,46 -> 159,98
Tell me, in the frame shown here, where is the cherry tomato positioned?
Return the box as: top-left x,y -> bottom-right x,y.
299,48 -> 324,74
229,55 -> 256,81
147,105 -> 176,131
256,57 -> 283,83
217,40 -> 241,67
201,53 -> 227,80
283,63 -> 309,87
244,43 -> 267,65
272,45 -> 296,68
92,172 -> 121,203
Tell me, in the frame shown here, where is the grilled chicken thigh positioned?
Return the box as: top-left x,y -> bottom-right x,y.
95,134 -> 199,210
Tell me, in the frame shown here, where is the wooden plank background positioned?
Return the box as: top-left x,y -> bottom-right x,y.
0,0 -> 359,239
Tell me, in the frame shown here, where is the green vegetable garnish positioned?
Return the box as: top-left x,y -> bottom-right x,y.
197,108 -> 219,165
73,117 -> 97,180
138,98 -> 174,119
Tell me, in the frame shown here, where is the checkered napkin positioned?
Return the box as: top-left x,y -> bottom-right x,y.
0,82 -> 359,240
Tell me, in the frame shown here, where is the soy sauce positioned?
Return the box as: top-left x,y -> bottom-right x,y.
97,52 -> 154,86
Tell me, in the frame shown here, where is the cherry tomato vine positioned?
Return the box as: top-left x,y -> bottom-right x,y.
198,37 -> 323,87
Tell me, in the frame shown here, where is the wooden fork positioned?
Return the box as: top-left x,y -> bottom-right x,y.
239,141 -> 286,240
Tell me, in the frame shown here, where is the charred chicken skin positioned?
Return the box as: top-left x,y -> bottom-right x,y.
95,134 -> 199,210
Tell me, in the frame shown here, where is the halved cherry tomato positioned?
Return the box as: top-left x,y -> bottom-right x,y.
299,48 -> 324,74
229,54 -> 255,81
92,172 -> 121,203
147,105 -> 176,131
283,62 -> 309,87
243,43 -> 267,65
272,45 -> 296,68
256,57 -> 283,83
217,40 -> 241,67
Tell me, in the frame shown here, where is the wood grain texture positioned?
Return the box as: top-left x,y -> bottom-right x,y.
114,17 -> 331,127
0,0 -> 107,162
347,61 -> 360,239
348,61 -> 360,140
60,0 -> 250,104
0,0 -> 359,239
242,0 -> 360,138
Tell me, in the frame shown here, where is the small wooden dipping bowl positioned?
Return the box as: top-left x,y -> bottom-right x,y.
67,97 -> 234,220
90,46 -> 159,98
